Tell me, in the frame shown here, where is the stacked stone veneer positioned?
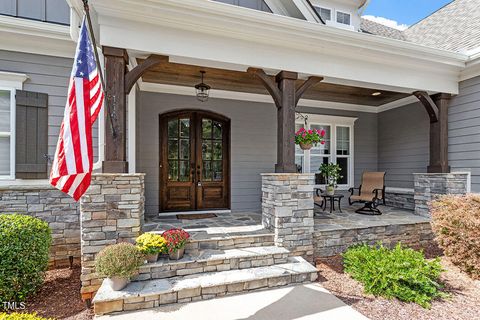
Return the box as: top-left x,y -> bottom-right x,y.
385,188 -> 415,210
413,173 -> 469,216
314,222 -> 434,257
0,185 -> 80,268
80,173 -> 145,301
261,173 -> 315,262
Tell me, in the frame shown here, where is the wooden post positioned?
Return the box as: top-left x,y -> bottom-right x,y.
102,46 -> 128,173
275,71 -> 298,173
428,93 -> 451,173
248,68 -> 322,173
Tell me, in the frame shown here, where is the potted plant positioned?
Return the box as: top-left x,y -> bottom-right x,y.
95,242 -> 144,291
320,163 -> 343,196
135,233 -> 167,263
295,127 -> 326,150
162,228 -> 190,260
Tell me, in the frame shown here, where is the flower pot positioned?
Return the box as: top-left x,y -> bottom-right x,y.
106,276 -> 129,291
169,247 -> 185,260
145,253 -> 159,263
299,142 -> 313,150
326,186 -> 335,196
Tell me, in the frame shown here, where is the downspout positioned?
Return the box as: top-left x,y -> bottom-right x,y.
304,0 -> 326,24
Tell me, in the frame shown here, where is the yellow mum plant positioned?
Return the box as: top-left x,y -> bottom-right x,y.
135,233 -> 167,255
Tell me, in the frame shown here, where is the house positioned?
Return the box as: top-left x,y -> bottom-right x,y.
0,0 -> 479,314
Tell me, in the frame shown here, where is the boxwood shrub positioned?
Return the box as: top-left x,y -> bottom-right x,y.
0,214 -> 52,305
343,242 -> 445,308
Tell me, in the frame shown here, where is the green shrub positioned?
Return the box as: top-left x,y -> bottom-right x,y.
343,242 -> 445,308
0,313 -> 52,320
0,214 -> 52,304
95,243 -> 144,279
431,194 -> 480,279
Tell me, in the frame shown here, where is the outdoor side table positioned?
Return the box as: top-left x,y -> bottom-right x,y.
321,194 -> 344,213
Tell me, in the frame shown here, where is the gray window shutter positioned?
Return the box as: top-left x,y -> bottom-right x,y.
15,90 -> 48,179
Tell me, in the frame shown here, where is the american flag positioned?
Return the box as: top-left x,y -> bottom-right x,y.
50,17 -> 104,201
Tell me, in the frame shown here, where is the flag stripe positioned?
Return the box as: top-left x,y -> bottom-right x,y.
50,16 -> 104,201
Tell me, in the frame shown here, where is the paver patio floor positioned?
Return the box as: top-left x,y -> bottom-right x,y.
96,283 -> 369,320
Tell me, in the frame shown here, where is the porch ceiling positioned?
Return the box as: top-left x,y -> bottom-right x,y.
139,59 -> 410,106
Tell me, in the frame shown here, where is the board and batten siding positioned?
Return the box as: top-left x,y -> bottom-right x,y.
136,92 -> 377,216
378,102 -> 430,189
0,50 -> 99,170
449,75 -> 480,193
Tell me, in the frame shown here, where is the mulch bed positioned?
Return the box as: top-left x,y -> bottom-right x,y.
316,242 -> 480,320
24,267 -> 93,320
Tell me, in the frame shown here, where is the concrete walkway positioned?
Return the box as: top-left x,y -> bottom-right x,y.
96,283 -> 369,320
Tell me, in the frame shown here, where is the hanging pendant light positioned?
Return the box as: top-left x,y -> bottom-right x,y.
195,71 -> 211,102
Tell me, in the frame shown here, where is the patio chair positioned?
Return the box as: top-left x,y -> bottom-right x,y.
348,172 -> 386,215
314,188 -> 324,210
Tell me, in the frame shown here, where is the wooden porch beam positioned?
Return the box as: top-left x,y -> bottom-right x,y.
102,46 -> 128,173
413,91 -> 451,173
125,55 -> 168,94
413,91 -> 439,123
247,68 -> 282,107
295,76 -> 323,105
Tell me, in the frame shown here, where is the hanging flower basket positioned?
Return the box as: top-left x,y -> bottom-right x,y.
295,128 -> 326,150
299,142 -> 313,150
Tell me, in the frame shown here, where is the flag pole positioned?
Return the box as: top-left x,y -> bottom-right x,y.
82,0 -> 116,138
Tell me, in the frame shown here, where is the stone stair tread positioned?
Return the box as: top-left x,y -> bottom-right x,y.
140,246 -> 289,269
93,257 -> 317,303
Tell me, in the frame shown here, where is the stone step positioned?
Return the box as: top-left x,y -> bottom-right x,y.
185,233 -> 275,252
135,246 -> 290,281
93,256 -> 318,315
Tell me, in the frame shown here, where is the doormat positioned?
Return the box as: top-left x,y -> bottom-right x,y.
176,213 -> 218,220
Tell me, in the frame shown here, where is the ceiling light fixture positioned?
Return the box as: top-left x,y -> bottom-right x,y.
195,71 -> 211,102
372,92 -> 382,96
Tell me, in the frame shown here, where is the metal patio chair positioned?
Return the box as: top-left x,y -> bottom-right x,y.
348,172 -> 386,215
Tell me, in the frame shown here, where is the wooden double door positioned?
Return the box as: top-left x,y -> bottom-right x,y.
159,110 -> 230,212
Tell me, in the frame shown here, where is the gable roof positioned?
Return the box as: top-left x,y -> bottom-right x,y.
403,0 -> 480,53
360,18 -> 406,41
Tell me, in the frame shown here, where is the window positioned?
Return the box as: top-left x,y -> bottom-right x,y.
0,88 -> 15,179
296,114 -> 355,189
336,11 -> 351,25
314,6 -> 331,21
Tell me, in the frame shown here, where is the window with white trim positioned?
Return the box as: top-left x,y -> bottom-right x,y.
313,6 -> 331,21
336,11 -> 351,25
295,114 -> 355,189
0,88 -> 15,179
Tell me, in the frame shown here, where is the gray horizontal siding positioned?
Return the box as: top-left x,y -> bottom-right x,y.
137,93 -> 377,217
378,102 -> 430,189
0,0 -> 70,25
0,50 -> 99,170
449,75 -> 480,192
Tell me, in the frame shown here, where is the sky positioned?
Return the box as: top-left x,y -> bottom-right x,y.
362,0 -> 453,30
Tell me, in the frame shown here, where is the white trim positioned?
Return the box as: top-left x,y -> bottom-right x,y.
377,96 -> 419,113
0,15 -> 74,58
0,72 -> 28,90
0,87 -> 16,180
335,10 -> 351,25
127,84 -> 137,174
460,54 -> 480,81
72,0 -> 467,94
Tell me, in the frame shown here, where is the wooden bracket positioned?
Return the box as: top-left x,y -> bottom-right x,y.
413,91 -> 439,123
125,55 -> 168,94
247,68 -> 282,107
295,76 -> 323,105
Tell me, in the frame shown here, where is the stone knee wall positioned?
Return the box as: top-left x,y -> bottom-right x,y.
413,173 -> 469,216
0,185 -> 80,268
314,222 -> 434,257
261,173 -> 315,262
385,188 -> 415,210
80,173 -> 145,301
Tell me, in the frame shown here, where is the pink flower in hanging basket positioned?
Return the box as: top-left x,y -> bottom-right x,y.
294,127 -> 325,147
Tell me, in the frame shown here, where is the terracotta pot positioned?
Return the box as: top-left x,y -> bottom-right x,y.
169,247 -> 185,260
299,142 -> 313,150
145,253 -> 159,263
106,276 -> 129,291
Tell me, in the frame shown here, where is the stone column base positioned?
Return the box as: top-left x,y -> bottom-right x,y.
261,173 -> 315,262
413,173 -> 469,217
80,173 -> 145,301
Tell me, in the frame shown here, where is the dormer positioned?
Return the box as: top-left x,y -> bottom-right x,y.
310,0 -> 366,31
